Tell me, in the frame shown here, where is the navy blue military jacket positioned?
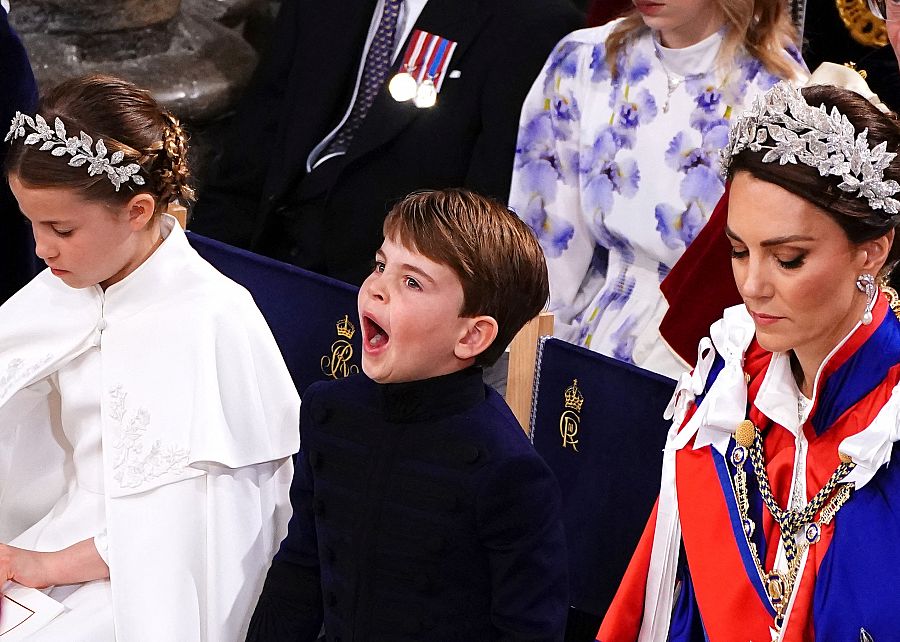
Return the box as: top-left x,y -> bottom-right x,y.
248,367 -> 568,641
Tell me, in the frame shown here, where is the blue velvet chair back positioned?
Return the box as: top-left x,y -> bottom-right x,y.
530,337 -> 675,619
1,6 -> 40,304
188,232 -> 362,395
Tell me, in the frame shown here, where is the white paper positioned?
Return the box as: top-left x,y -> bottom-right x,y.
0,583 -> 65,640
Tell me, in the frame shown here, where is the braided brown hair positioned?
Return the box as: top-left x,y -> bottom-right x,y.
6,74 -> 195,215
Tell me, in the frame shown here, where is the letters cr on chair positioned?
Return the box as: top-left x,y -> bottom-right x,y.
530,337 -> 675,620
187,232 -> 363,395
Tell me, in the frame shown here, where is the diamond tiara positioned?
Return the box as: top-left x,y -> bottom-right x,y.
721,82 -> 900,216
5,112 -> 146,192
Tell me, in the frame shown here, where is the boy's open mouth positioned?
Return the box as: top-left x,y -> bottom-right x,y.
363,315 -> 389,348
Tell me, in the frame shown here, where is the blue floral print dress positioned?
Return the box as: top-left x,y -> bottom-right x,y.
510,21 -> 802,378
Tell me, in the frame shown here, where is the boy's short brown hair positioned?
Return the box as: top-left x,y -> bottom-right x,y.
383,189 -> 549,366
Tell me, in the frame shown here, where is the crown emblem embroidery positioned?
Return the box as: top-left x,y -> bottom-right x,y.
336,314 -> 356,339
564,379 -> 584,413
559,378 -> 582,452
321,314 -> 360,380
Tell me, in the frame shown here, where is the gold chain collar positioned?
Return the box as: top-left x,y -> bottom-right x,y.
729,420 -> 856,629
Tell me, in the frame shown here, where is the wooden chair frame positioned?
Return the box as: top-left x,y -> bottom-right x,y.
505,311 -> 554,432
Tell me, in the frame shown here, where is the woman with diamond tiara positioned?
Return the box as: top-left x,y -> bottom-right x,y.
509,0 -> 806,378
598,82 -> 900,641
0,75 -> 299,640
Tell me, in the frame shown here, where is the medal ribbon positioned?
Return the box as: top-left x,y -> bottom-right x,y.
413,34 -> 439,83
401,29 -> 429,74
429,39 -> 457,91
391,30 -> 458,106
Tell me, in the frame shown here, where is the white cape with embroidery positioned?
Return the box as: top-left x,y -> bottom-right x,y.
0,216 -> 300,640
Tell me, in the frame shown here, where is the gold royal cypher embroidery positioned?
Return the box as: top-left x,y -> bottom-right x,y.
321,315 -> 360,379
560,378 -> 584,452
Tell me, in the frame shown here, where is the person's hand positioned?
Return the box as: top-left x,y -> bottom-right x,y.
0,539 -> 108,589
0,544 -> 53,589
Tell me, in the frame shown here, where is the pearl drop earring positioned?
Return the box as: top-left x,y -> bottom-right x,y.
857,273 -> 877,325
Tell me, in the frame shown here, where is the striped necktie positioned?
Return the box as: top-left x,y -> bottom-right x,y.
324,0 -> 403,156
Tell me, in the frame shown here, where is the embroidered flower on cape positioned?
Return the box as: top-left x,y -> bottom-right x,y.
109,385 -> 190,489
0,355 -> 53,399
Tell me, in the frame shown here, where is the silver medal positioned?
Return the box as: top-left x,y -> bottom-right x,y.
414,79 -> 437,109
389,72 -> 418,103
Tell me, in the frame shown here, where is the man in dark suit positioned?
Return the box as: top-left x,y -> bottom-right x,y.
1,3 -> 39,303
190,0 -> 583,285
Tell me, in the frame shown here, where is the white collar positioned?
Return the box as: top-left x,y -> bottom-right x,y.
670,303 -> 900,489
754,352 -> 805,436
652,27 -> 724,78
96,215 -> 187,318
755,315 -> 863,436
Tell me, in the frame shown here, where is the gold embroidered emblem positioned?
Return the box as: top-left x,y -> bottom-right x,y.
559,379 -> 584,452
835,0 -> 888,47
320,315 -> 360,379
766,572 -> 787,611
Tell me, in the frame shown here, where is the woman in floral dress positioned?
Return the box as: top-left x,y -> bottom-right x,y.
509,0 -> 806,377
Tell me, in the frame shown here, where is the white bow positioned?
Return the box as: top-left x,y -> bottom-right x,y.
672,305 -> 755,454
639,305 -> 755,641
841,383 -> 900,489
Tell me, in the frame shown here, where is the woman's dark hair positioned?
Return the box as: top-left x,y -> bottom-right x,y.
5,74 -> 194,214
728,84 -> 900,288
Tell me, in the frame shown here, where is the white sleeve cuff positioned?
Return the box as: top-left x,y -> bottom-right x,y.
93,530 -> 110,565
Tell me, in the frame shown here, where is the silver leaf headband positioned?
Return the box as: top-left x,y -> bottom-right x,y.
721,81 -> 900,215
5,112 -> 146,192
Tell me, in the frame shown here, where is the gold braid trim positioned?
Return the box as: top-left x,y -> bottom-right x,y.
835,0 -> 888,47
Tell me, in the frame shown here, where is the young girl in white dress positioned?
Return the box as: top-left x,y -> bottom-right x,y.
0,75 -> 300,641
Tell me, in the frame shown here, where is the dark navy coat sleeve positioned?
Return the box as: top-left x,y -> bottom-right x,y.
477,451 -> 568,641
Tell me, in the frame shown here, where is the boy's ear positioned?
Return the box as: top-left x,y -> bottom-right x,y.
454,315 -> 499,361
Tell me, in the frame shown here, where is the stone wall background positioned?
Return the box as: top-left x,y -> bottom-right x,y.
9,0 -> 280,195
